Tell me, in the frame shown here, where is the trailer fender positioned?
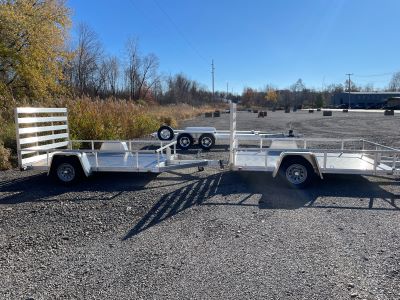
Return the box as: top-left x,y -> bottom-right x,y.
272,152 -> 323,179
48,152 -> 92,177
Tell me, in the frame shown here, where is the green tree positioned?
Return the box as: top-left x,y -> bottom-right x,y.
0,0 -> 71,105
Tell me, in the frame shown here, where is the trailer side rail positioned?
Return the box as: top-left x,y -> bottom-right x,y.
19,139 -> 177,171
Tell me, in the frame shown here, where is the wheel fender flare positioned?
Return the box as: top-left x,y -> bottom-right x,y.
272,152 -> 323,179
48,152 -> 92,177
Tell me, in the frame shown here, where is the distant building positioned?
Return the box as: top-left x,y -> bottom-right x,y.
331,92 -> 400,107
386,97 -> 400,108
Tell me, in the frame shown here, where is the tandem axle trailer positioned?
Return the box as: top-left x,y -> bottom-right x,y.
153,125 -> 291,151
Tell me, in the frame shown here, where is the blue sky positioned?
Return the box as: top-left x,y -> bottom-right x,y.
67,0 -> 400,93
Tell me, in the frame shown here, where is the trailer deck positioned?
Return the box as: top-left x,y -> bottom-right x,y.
234,148 -> 394,174
28,152 -> 169,172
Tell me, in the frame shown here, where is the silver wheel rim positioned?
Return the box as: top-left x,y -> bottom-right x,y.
179,137 -> 190,147
57,163 -> 75,182
201,137 -> 212,148
286,164 -> 307,185
160,129 -> 171,140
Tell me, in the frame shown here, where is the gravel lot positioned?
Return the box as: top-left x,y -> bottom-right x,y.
1,110 -> 400,299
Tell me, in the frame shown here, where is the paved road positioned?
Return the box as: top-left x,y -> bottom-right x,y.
1,110 -> 400,299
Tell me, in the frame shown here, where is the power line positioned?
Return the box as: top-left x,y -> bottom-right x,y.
127,0 -> 165,35
353,71 -> 397,78
126,0 -> 210,75
151,0 -> 208,63
353,78 -> 389,84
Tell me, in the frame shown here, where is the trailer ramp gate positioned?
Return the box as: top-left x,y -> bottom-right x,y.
15,107 -> 70,170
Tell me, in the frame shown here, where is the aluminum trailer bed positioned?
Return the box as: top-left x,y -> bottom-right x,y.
15,107 -> 218,184
228,103 -> 400,187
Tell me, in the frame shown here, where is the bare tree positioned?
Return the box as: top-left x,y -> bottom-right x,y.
124,38 -> 160,101
105,56 -> 119,96
160,74 -> 213,105
152,76 -> 163,102
326,83 -> 344,93
125,38 -> 140,100
72,23 -> 103,96
95,59 -> 109,96
344,79 -> 359,92
290,78 -> 306,107
136,53 -> 160,100
362,83 -> 375,92
388,72 -> 400,91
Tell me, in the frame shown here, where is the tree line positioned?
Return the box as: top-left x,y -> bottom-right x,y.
0,0 -> 219,109
1,0 -> 400,111
241,74 -> 400,108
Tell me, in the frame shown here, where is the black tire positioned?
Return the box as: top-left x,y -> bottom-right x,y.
279,157 -> 315,189
176,133 -> 193,150
157,125 -> 174,141
198,133 -> 215,151
50,156 -> 83,185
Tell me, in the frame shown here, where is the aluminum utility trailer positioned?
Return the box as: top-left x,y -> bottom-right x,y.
228,103 -> 400,188
155,125 -> 289,151
15,107 -> 219,184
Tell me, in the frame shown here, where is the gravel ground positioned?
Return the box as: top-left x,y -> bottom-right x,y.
1,110 -> 400,299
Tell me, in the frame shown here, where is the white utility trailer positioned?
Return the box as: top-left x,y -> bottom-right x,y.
154,125 -> 291,150
228,103 -> 400,188
15,107 -> 219,184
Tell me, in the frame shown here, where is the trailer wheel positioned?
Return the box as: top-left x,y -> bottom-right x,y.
157,125 -> 174,141
51,157 -> 83,185
280,157 -> 314,189
198,133 -> 215,151
177,133 -> 193,150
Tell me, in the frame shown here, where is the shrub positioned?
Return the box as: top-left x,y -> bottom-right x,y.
0,122 -> 17,153
0,142 -> 11,170
126,114 -> 159,138
62,97 -> 218,140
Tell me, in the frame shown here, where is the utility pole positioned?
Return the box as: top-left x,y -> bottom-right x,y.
211,59 -> 215,101
346,73 -> 353,108
226,81 -> 229,100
